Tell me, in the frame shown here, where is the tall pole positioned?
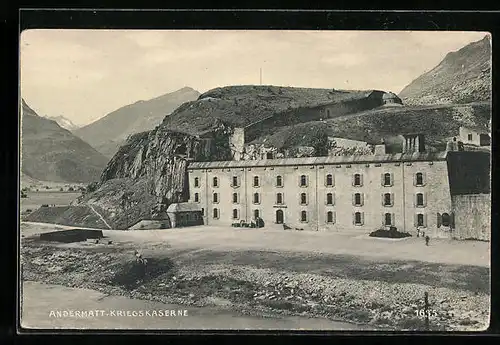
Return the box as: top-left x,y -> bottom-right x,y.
424,292 -> 430,330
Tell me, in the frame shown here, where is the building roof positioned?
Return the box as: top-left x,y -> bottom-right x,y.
460,125 -> 490,134
166,202 -> 202,213
188,151 -> 449,169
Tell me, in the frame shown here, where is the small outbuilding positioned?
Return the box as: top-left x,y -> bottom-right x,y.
459,126 -> 490,147
166,202 -> 204,228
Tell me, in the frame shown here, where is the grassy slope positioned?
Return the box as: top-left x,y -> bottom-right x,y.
23,205 -> 108,228
251,102 -> 491,151
21,101 -> 109,183
162,86 -> 374,135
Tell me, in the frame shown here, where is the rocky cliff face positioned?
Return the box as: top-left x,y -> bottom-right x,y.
78,120 -> 233,229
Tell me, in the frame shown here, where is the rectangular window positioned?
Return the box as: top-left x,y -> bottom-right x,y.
416,193 -> 425,207
383,193 -> 393,207
326,211 -> 335,223
353,173 -> 363,186
415,172 -> 425,186
232,176 -> 238,187
232,193 -> 238,204
213,193 -> 219,203
384,213 -> 392,226
326,193 -> 334,205
213,177 -> 218,187
276,175 -> 283,187
301,210 -> 308,222
353,193 -> 363,206
213,208 -> 219,219
194,177 -> 200,188
254,209 -> 260,218
194,193 -> 199,203
300,193 -> 307,205
276,193 -> 283,205
253,176 -> 260,187
325,174 -> 334,187
354,212 -> 363,225
382,173 -> 393,186
299,175 -> 308,187
468,134 -> 473,141
232,209 -> 239,220
253,193 -> 260,204
416,213 -> 425,227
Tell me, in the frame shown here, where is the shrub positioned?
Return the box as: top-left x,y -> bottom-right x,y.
369,227 -> 412,239
86,182 -> 98,194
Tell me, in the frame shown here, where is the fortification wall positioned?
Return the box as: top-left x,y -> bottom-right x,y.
451,193 -> 490,241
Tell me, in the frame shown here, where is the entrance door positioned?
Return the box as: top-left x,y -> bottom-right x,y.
276,209 -> 284,224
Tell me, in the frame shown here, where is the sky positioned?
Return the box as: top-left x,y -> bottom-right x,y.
20,30 -> 488,126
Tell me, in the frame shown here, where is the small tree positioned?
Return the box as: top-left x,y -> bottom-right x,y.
60,187 -> 64,192
68,186 -> 75,192
86,182 -> 98,194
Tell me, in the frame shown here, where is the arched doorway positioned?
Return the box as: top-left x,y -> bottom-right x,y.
276,209 -> 284,224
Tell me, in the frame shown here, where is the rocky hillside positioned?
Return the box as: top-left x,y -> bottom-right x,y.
162,86 -> 388,135
399,36 -> 491,105
44,115 -> 80,131
21,99 -> 109,183
74,121 -> 234,229
74,87 -> 200,158
252,102 -> 491,153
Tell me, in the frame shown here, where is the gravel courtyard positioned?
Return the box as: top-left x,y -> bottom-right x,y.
20,222 -> 490,331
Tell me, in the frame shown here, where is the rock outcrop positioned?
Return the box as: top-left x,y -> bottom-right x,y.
77,120 -> 233,229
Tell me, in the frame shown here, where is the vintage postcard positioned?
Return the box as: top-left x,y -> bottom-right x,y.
19,29 -> 491,331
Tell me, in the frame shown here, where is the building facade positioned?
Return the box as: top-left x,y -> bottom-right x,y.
186,151 -> 488,238
459,126 -> 491,147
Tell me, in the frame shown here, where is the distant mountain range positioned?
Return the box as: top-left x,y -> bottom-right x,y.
43,115 -> 80,131
73,87 -> 200,158
21,99 -> 109,183
399,36 -> 491,105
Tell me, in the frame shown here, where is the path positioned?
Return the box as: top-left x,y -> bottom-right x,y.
88,205 -> 112,230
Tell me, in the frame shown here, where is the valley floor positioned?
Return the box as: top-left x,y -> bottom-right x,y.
20,223 -> 490,331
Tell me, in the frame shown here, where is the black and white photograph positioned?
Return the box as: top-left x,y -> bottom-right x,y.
19,29 -> 491,331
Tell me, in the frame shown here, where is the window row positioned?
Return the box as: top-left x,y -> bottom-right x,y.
193,172 -> 427,188
212,209 -> 433,228
199,209 -> 449,230
195,192 -> 427,207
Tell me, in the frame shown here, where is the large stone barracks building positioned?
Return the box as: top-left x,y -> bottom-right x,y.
187,136 -> 490,240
